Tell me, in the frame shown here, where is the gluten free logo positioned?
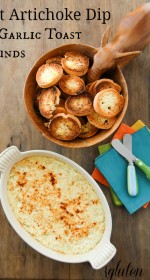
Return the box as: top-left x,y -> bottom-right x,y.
105,261 -> 143,280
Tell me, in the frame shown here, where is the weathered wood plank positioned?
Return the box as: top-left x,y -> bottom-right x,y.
0,0 -> 149,279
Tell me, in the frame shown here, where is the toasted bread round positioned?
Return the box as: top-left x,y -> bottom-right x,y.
46,56 -> 63,65
92,79 -> 122,95
34,87 -> 42,113
59,75 -> 85,95
79,120 -> 99,138
44,121 -> 50,128
65,92 -> 93,116
87,110 -> 116,129
49,113 -> 81,140
53,99 -> 67,115
61,52 -> 89,76
85,83 -> 93,92
39,86 -> 61,119
93,89 -> 124,118
89,81 -> 98,92
36,63 -> 63,88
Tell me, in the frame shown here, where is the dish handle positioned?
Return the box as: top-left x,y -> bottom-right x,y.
0,146 -> 20,173
89,240 -> 116,270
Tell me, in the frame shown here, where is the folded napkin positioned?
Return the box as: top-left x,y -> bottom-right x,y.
92,123 -> 136,206
95,126 -> 150,214
92,121 -> 149,208
92,122 -> 141,185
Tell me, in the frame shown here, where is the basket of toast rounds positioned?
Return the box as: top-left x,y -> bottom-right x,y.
24,3 -> 150,148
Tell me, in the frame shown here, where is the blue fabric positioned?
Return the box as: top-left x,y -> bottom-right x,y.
95,127 -> 150,214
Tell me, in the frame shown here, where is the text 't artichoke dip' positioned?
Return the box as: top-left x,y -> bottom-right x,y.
7,156 -> 105,255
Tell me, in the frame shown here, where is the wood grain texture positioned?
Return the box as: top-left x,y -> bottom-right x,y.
0,0 -> 149,279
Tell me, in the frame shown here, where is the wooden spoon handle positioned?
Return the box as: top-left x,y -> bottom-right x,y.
87,3 -> 150,83
112,3 -> 150,52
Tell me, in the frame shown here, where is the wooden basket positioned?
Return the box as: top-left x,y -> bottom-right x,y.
24,44 -> 128,148
24,3 -> 150,148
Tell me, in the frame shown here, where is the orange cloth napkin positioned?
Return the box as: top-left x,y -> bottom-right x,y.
92,168 -> 110,187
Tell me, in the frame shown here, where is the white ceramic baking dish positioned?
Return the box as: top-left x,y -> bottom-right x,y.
0,146 -> 116,269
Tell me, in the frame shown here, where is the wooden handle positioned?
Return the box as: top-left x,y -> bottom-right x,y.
87,3 -> 150,83
112,3 -> 150,52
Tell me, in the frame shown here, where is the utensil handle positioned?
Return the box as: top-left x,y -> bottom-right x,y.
127,164 -> 138,196
112,3 -> 150,53
89,240 -> 116,270
135,159 -> 150,180
0,146 -> 20,173
87,3 -> 150,82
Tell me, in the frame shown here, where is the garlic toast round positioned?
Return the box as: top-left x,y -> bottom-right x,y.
59,75 -> 85,95
53,99 -> 67,115
92,79 -> 121,95
36,63 -> 63,88
61,52 -> 89,76
33,87 -> 42,113
89,81 -> 98,92
49,113 -> 81,140
87,110 -> 116,129
85,83 -> 93,92
39,86 -> 61,119
65,93 -> 93,116
46,56 -> 63,65
93,89 -> 124,118
79,121 -> 99,138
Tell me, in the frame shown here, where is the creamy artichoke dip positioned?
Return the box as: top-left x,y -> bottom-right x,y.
7,156 -> 105,254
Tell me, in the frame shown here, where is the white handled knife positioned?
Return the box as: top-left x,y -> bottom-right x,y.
123,134 -> 138,196
111,138 -> 150,194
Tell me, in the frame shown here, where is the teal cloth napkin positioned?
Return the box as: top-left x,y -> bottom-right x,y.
95,127 -> 150,214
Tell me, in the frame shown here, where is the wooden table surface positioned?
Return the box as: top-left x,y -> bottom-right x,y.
0,0 -> 149,279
